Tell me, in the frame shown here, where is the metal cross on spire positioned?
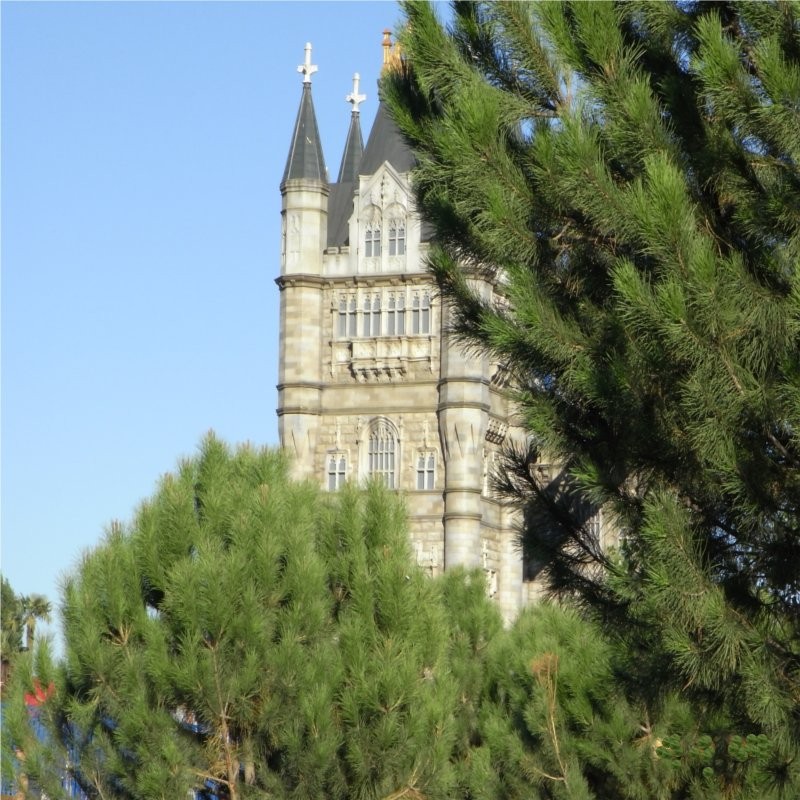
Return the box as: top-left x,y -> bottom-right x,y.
346,72 -> 366,113
297,42 -> 318,84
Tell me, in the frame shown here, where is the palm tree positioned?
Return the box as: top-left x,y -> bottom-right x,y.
19,594 -> 51,651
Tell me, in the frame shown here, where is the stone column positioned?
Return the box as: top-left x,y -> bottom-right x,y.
438,295 -> 490,569
277,180 -> 328,482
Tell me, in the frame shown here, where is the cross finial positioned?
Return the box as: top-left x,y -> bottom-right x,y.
298,42 -> 318,84
346,72 -> 366,113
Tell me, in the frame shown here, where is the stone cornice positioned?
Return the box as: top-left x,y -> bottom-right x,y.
276,381 -> 325,392
275,274 -> 328,289
322,273 -> 436,288
279,178 -> 330,196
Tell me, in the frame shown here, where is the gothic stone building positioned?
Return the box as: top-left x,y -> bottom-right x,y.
277,37 -> 542,621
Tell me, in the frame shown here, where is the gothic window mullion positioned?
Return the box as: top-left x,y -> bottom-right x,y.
328,453 -> 347,491
397,294 -> 405,334
365,223 -> 381,258
338,297 -> 347,337
367,421 -> 398,489
388,217 -> 406,257
373,295 -> 381,336
363,295 -> 371,337
416,451 -> 436,490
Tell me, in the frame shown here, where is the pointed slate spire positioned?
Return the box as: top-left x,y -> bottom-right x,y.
336,73 -> 365,183
359,100 -> 415,176
360,31 -> 415,175
282,43 -> 327,184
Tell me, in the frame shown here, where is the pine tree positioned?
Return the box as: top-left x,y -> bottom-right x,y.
0,435 -> 488,800
384,0 -> 800,790
475,604 -> 690,800
3,434 -> 763,799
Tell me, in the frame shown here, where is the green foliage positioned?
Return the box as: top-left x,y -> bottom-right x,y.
18,593 -> 52,652
1,574 -> 23,658
4,436 -> 747,800
2,436 -> 483,800
385,0 -> 800,794
473,604 -> 688,800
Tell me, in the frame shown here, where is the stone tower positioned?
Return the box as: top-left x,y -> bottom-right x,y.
277,36 -> 541,620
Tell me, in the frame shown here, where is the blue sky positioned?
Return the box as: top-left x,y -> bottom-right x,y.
2,0 -> 409,639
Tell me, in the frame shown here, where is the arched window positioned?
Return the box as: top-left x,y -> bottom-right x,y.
388,219 -> 406,256
365,224 -> 381,257
327,453 -> 347,490
348,296 -> 357,336
363,293 -> 381,336
412,292 -> 431,334
338,295 -> 358,338
387,292 -> 405,335
416,451 -> 436,490
367,419 -> 397,488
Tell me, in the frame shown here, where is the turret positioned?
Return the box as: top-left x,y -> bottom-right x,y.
277,43 -> 328,479
438,291 -> 492,571
338,73 -> 365,184
280,42 -> 329,270
327,74 -> 366,249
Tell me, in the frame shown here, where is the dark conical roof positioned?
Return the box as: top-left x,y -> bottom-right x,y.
327,182 -> 354,247
359,101 -> 415,175
327,110 -> 364,247
282,83 -> 327,184
336,111 -> 364,184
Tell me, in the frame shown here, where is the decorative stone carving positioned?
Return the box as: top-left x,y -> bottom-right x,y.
331,335 -> 437,383
485,418 -> 508,445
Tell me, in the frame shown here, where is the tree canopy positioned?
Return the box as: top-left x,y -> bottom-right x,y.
384,0 -> 800,788
5,436 -> 476,800
3,435 -> 751,800
1,575 -> 24,659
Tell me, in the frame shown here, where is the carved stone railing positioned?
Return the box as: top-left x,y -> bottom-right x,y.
331,335 -> 437,382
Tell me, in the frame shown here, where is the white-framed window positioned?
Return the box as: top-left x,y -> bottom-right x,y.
363,294 -> 381,337
416,451 -> 435,490
367,419 -> 397,488
388,219 -> 406,256
327,453 -> 347,491
337,296 -> 358,338
336,288 -> 434,340
412,292 -> 431,334
387,292 -> 406,335
365,224 -> 381,257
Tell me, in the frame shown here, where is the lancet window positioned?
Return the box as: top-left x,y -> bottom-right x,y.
388,219 -> 406,256
411,292 -> 431,334
416,451 -> 436,490
363,294 -> 381,337
387,293 -> 406,335
367,420 -> 397,488
336,290 -> 432,339
338,296 -> 357,337
327,454 -> 347,491
365,224 -> 381,258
